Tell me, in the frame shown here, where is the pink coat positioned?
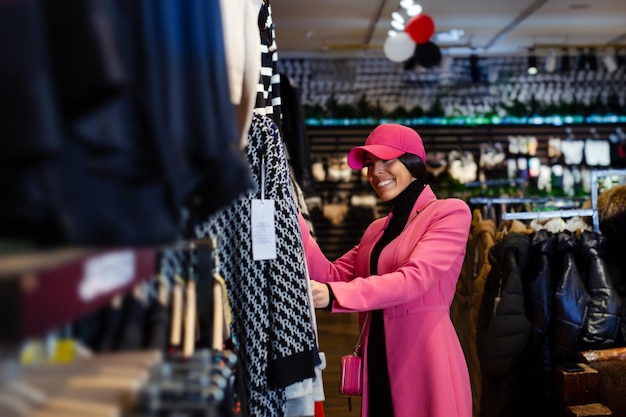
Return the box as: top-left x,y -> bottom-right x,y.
300,185 -> 472,417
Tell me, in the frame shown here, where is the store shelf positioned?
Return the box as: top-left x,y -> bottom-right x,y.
0,247 -> 157,344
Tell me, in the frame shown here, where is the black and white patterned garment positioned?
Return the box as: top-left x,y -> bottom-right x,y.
255,0 -> 281,127
196,113 -> 316,417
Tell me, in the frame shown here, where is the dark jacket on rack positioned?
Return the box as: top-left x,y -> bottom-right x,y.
525,229 -> 559,417
477,231 -> 531,417
553,230 -> 590,363
578,230 -> 623,350
451,210 -> 496,417
527,230 -> 557,370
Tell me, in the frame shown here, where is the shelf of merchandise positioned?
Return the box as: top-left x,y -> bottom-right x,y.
0,247 -> 157,344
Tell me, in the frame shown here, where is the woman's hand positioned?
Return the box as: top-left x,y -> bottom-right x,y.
310,280 -> 330,309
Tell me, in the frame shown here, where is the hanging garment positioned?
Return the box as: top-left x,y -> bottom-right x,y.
196,113 -> 317,417
577,230 -> 623,350
42,0 -> 126,122
0,0 -> 252,245
219,0 -> 262,148
255,0 -> 282,126
144,295 -> 170,351
477,232 -> 531,417
280,73 -> 314,192
527,230 -> 556,369
114,292 -> 147,351
0,0 -> 62,162
290,173 -> 316,238
451,210 -> 496,417
525,229 -> 559,417
0,0 -> 67,244
553,230 -> 590,363
136,0 -> 253,219
584,139 -> 611,167
73,296 -> 124,353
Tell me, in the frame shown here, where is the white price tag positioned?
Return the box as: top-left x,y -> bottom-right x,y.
79,251 -> 135,301
251,199 -> 277,260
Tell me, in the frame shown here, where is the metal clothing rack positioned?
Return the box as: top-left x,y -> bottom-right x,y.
464,178 -> 526,189
468,196 -> 586,223
501,208 -> 595,222
470,169 -> 626,234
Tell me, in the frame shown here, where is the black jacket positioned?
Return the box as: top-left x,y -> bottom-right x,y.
553,230 -> 590,363
477,231 -> 531,417
578,230 -> 623,350
527,229 -> 557,370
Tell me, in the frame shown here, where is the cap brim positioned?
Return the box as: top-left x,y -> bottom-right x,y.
347,145 -> 406,169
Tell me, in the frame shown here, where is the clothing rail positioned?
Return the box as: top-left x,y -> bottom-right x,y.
469,197 -> 545,205
468,197 -> 537,220
496,169 -> 626,233
468,196 -> 586,221
501,209 -> 595,221
464,178 -> 525,188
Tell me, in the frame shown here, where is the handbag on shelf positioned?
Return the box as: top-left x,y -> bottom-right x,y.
339,312 -> 370,411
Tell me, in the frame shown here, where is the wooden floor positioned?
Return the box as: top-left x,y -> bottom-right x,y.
315,310 -> 363,417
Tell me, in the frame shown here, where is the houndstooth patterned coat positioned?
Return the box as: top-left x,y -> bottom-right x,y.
196,113 -> 316,417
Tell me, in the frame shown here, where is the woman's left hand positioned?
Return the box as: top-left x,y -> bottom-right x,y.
310,280 -> 330,309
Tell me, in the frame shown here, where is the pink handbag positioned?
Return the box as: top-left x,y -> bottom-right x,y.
339,313 -> 370,410
339,354 -> 363,396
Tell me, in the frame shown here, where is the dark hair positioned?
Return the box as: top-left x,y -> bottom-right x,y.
398,153 -> 427,182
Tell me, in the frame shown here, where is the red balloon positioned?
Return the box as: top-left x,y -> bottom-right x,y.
405,14 -> 435,44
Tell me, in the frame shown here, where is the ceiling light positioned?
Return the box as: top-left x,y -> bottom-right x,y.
391,11 -> 405,23
407,4 -> 423,17
400,0 -> 414,10
390,19 -> 405,31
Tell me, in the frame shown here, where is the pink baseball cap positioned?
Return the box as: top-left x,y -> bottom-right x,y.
347,124 -> 426,169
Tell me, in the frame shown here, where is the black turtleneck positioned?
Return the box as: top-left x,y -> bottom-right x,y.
369,179 -> 424,274
367,179 -> 424,417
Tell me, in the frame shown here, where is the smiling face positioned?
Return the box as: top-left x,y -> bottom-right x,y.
364,153 -> 415,202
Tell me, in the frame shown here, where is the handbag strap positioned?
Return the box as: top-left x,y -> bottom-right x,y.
352,312 -> 370,356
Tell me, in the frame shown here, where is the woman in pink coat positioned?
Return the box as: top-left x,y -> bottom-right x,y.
299,124 -> 472,417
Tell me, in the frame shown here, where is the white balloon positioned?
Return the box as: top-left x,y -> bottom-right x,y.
383,32 -> 415,62
407,4 -> 423,16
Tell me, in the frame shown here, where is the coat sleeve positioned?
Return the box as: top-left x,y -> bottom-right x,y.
298,212 -> 358,283
329,198 -> 471,312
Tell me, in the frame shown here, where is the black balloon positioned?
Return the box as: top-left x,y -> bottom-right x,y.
415,41 -> 442,68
